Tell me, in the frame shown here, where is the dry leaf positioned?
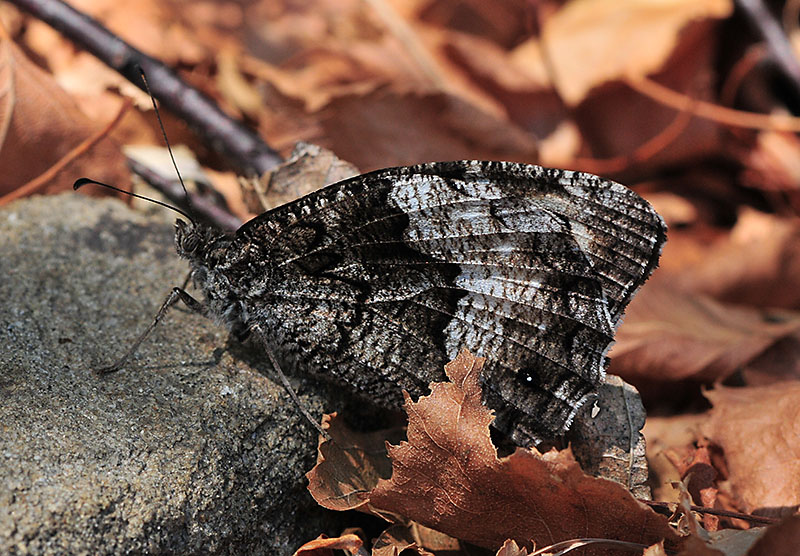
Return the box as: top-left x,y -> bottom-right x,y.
495,539 -> 528,556
371,524 -> 433,556
610,287 -> 800,386
317,89 -> 537,171
0,31 -> 129,202
243,142 -> 360,213
293,533 -> 366,556
644,414 -> 708,504
746,515 -> 800,556
676,535 -> 726,556
702,383 -> 800,518
743,130 -> 800,213
406,523 -> 460,552
706,528 -> 766,556
541,0 -> 732,105
680,442 -> 720,531
669,209 -> 800,310
306,413 -> 405,512
369,350 -> 680,553
643,541 -> 670,556
568,375 -> 650,499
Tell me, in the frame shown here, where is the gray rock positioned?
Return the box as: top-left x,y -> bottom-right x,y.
0,194 -> 340,554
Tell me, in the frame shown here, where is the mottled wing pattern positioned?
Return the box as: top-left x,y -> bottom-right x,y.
231,161 -> 666,445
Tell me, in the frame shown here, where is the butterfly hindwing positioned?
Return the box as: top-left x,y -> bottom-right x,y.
222,161 -> 665,445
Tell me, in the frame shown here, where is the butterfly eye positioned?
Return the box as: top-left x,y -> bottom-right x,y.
183,234 -> 200,253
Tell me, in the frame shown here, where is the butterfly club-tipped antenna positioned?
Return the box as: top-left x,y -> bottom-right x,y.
73,71 -> 202,374
74,68 -> 330,440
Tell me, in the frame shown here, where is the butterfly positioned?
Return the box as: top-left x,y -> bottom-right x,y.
157,160 -> 665,447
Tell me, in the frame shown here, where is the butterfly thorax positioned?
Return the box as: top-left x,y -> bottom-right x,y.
174,219 -> 249,331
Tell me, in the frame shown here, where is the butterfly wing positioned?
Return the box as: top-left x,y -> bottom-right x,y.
231,161 -> 666,445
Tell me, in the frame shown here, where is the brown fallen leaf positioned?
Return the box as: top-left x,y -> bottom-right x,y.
644,413 -> 708,504
495,539 -> 528,556
306,413 -> 405,512
242,142 -> 359,214
702,383 -> 800,518
540,0 -> 732,106
610,286 -> 800,388
568,375 -> 650,499
317,88 -> 537,171
678,442 -> 720,531
705,528 -> 766,556
643,541 -> 669,556
293,533 -> 366,556
368,350 -> 680,554
0,29 -> 129,202
404,523 -> 460,553
668,209 -> 800,310
371,524 -> 433,556
675,535 -> 726,556
746,515 -> 800,556
742,129 -> 800,213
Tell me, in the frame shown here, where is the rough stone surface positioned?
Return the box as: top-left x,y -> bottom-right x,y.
0,194 -> 341,555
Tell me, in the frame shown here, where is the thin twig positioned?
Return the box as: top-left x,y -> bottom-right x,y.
736,0 -> 800,103
9,0 -> 283,177
641,499 -> 782,526
626,76 -> 800,131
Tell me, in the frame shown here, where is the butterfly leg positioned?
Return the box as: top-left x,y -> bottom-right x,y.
249,323 -> 330,440
96,286 -> 206,375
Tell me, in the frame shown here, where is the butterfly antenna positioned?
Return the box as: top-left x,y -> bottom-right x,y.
73,178 -> 194,222
137,67 -> 195,219
73,66 -> 197,224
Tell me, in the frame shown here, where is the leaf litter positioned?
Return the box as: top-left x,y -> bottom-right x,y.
4,0 -> 800,553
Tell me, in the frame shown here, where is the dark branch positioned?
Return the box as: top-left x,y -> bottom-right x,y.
126,157 -> 243,232
736,0 -> 800,103
10,0 -> 283,177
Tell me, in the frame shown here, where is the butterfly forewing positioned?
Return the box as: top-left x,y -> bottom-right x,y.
222,161 -> 665,445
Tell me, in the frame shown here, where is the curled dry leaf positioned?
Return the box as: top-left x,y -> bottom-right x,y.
242,142 -> 359,214
678,442 -> 720,531
644,413 -> 708,504
368,350 -> 679,554
610,286 -> 800,387
495,539 -> 528,556
702,383 -> 800,518
293,533 -> 366,556
643,541 -> 669,556
371,524 -> 433,556
0,32 -> 129,203
306,413 -> 405,512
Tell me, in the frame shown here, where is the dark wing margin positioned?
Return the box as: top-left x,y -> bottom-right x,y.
237,161 -> 666,445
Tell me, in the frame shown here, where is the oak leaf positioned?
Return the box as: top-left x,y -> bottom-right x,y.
368,350 -> 679,553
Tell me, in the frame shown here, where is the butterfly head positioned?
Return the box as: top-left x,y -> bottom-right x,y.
174,219 -> 227,266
